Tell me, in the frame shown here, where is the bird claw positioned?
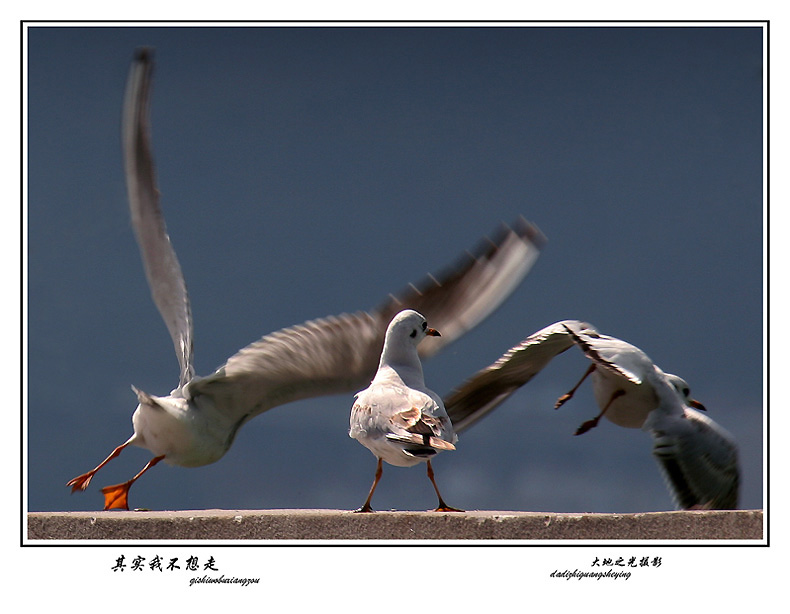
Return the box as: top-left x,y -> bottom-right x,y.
353,505 -> 375,513
554,393 -> 572,409
66,472 -> 94,493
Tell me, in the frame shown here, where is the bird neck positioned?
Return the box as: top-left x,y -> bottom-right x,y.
377,341 -> 426,389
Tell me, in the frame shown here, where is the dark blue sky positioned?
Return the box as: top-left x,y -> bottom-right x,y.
27,25 -> 763,514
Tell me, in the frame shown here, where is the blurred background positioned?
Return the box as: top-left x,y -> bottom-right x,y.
26,25 -> 763,514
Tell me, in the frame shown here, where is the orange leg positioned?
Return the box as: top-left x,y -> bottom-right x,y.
354,457 -> 383,513
100,455 -> 165,511
574,389 -> 626,436
555,363 -> 596,409
66,441 -> 131,493
427,460 -> 463,512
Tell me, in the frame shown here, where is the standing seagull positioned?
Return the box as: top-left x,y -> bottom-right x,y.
66,50 -> 545,510
350,310 -> 460,513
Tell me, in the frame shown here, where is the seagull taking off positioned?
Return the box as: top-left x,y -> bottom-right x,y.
559,325 -> 739,510
66,49 -> 545,510
554,325 -> 707,434
349,310 -> 461,513
443,321 -> 739,510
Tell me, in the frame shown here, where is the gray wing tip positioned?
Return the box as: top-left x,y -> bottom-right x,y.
134,47 -> 154,64
481,217 -> 546,258
512,216 -> 548,249
373,216 -> 543,318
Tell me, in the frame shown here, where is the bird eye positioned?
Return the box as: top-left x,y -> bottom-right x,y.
410,330 -> 417,338
683,387 -> 690,397
422,321 -> 427,330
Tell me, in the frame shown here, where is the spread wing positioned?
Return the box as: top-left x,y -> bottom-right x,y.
123,49 -> 544,426
188,219 -> 544,425
378,218 -> 546,359
649,407 -> 740,510
190,312 -> 383,420
444,320 -> 596,433
123,49 -> 195,388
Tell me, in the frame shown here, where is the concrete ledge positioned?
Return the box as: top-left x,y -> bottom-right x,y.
27,509 -> 763,541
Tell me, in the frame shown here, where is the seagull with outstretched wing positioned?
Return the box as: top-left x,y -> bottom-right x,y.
66,49 -> 545,510
443,322 -> 739,510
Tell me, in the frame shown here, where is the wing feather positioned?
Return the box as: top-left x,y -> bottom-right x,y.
188,220 -> 544,425
123,50 -> 545,427
378,218 -> 546,359
650,408 -> 740,509
444,320 -> 595,432
561,325 -> 644,385
123,49 -> 195,387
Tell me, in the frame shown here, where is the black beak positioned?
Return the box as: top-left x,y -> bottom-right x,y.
426,328 -> 441,337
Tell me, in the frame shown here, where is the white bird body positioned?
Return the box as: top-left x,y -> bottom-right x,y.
68,49 -> 543,510
590,374 -> 656,428
351,381 -> 452,468
351,311 -> 456,467
576,331 -> 663,429
127,388 -> 230,468
350,310 -> 459,512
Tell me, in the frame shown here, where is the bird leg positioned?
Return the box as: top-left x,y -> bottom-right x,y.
555,363 -> 596,409
66,441 -> 131,493
427,460 -> 463,512
100,455 -> 165,511
354,457 -> 383,513
574,389 -> 626,435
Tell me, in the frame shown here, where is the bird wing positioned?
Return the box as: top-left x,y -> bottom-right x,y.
444,320 -> 596,433
187,219 -> 542,425
649,407 -> 740,510
192,311 -> 383,422
123,49 -> 195,388
377,217 -> 546,360
562,325 -> 647,385
386,397 -> 456,451
123,48 -> 543,424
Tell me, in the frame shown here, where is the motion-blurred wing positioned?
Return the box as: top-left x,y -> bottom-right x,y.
444,320 -> 596,433
189,312 -> 383,422
650,408 -> 740,510
123,49 -> 195,387
189,221 -> 545,425
379,217 -> 546,359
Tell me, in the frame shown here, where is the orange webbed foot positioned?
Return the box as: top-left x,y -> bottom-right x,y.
66,472 -> 95,493
101,482 -> 132,510
433,505 -> 464,513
